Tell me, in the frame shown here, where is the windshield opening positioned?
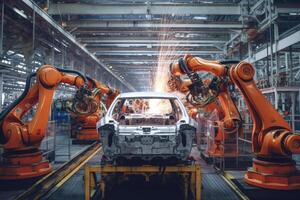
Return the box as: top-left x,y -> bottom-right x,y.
111,97 -> 183,125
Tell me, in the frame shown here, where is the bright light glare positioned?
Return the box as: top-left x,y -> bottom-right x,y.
150,18 -> 185,114
17,81 -> 26,85
147,99 -> 172,114
193,16 -> 208,20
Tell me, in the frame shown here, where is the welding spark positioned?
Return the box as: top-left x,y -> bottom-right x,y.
149,18 -> 188,113
151,18 -> 186,93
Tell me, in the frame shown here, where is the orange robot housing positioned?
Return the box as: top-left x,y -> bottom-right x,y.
168,65 -> 242,157
171,54 -> 300,190
69,78 -> 119,141
0,65 -> 94,180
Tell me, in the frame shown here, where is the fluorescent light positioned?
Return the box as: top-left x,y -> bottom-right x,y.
13,7 -> 27,19
53,47 -> 61,52
193,16 -> 208,20
200,1 -> 213,3
17,81 -> 26,85
16,54 -> 24,58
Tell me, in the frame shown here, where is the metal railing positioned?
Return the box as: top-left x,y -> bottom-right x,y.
196,119 -> 253,171
256,75 -> 300,89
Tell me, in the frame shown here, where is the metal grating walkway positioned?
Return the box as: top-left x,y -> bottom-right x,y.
202,174 -> 240,200
45,147 -> 242,200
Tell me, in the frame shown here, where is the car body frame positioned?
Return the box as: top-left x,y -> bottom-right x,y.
97,92 -> 198,164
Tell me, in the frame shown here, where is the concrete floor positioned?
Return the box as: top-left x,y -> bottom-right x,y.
1,132 -> 300,200
47,148 -> 300,200
45,147 -> 241,200
0,133 -> 90,200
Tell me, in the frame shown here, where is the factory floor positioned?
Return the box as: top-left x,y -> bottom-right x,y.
0,134 -> 91,200
225,166 -> 300,200
1,133 -> 300,200
43,147 -> 300,200
45,147 -> 241,200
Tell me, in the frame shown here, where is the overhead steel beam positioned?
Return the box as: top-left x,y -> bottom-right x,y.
123,68 -> 155,71
66,20 -> 243,29
48,3 -> 241,15
88,46 -> 219,52
249,0 -> 265,14
86,44 -> 220,48
107,61 -> 172,64
99,55 -> 212,62
245,29 -> 300,63
277,7 -> 300,13
94,50 -> 223,56
125,71 -> 152,75
111,66 -> 162,70
74,29 -> 234,35
126,77 -> 152,79
102,55 -> 211,62
81,39 -> 226,44
9,0 -> 136,92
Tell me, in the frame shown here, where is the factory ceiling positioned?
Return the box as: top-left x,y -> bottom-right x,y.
37,0 -> 299,91
38,0 -> 243,91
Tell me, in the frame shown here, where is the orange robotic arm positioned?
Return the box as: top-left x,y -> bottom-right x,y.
86,78 -> 120,109
168,63 -> 241,157
171,55 -> 300,190
167,75 -> 199,119
68,78 -> 119,141
168,59 -> 241,132
170,54 -> 226,77
0,65 -> 90,149
0,65 -> 93,180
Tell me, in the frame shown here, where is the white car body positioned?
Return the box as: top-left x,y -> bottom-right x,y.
98,92 -> 198,164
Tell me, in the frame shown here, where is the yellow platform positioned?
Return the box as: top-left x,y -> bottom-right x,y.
84,163 -> 202,200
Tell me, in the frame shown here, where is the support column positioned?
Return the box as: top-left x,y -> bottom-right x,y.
274,22 -> 279,87
92,65 -> 97,79
96,68 -> 101,81
113,77 -> 116,89
285,52 -> 289,73
268,0 -> 274,87
0,0 -> 4,56
266,43 -> 271,87
248,41 -> 257,80
61,46 -> 65,68
32,8 -> 35,53
0,72 -> 3,110
69,54 -> 74,70
289,46 -> 293,82
82,60 -> 86,75
274,88 -> 278,110
291,92 -> 296,130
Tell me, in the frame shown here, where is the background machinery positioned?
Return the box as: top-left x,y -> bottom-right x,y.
68,78 -> 119,143
169,54 -> 300,190
0,65 -> 96,181
168,68 -> 242,157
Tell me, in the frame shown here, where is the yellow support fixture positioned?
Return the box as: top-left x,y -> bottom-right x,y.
221,172 -> 249,200
84,163 -> 202,200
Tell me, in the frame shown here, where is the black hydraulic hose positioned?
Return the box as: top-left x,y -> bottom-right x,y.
159,164 -> 166,183
0,67 -> 87,121
219,60 -> 240,65
0,72 -> 36,122
178,57 -> 204,87
178,57 -> 192,75
86,76 -> 97,88
55,68 -> 87,84
0,67 -> 88,143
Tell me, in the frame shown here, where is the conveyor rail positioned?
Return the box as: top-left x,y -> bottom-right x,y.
84,163 -> 201,200
15,142 -> 101,200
